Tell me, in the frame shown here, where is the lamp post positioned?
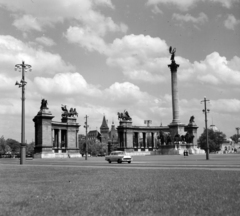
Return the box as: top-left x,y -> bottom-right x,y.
236,127 -> 240,144
84,115 -> 89,160
201,97 -> 210,160
15,61 -> 32,165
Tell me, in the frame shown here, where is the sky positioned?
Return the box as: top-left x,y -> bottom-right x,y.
0,0 -> 239,142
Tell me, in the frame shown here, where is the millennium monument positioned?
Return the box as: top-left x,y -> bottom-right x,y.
117,48 -> 204,155
33,99 -> 81,158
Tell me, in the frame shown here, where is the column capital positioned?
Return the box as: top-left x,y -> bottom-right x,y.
168,61 -> 180,72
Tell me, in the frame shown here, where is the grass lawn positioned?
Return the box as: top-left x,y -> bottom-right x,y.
0,165 -> 240,216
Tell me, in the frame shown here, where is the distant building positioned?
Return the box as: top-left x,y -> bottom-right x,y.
109,121 -> 118,141
209,124 -> 219,132
100,115 -> 109,145
87,130 -> 101,143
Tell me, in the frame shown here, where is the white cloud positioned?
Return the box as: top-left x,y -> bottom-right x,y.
172,12 -> 208,25
211,99 -> 240,113
151,5 -> 163,14
0,35 -> 75,76
146,0 -> 237,11
224,14 -> 240,30
0,0 -> 128,43
106,34 -> 169,82
34,72 -> 102,97
147,0 -> 198,11
65,26 -> 108,54
35,36 -> 56,47
12,14 -> 43,32
104,82 -> 148,102
210,0 -> 237,8
123,70 -> 166,83
192,52 -> 240,85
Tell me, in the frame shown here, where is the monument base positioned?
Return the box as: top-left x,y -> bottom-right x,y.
68,153 -> 82,158
34,152 -> 56,159
34,152 -> 82,158
175,143 -> 206,155
153,145 -> 179,155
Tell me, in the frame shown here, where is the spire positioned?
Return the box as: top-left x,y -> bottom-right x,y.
100,115 -> 109,130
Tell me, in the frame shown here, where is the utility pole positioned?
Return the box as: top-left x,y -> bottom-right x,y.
201,97 -> 210,160
84,115 -> 89,160
15,61 -> 32,165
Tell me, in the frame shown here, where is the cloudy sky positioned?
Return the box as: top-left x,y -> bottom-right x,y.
0,0 -> 239,142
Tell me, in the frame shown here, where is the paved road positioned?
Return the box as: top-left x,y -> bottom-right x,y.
1,154 -> 240,171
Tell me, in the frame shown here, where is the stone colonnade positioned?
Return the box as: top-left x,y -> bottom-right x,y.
117,120 -> 170,151
119,131 -> 158,150
33,107 -> 80,158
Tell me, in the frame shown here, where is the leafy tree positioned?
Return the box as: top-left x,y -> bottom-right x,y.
6,139 -> 20,155
26,141 -> 35,155
0,136 -> 11,154
230,134 -> 239,144
87,140 -> 107,156
198,129 -> 226,152
108,141 -> 119,154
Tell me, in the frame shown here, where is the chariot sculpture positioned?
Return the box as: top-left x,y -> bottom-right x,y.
117,110 -> 132,121
61,105 -> 78,118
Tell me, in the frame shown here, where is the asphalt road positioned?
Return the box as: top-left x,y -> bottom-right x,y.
1,154 -> 240,171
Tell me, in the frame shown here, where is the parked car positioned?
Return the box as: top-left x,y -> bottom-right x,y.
105,151 -> 132,164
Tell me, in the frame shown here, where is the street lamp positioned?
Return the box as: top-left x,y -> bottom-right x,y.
201,97 -> 210,160
15,61 -> 32,165
236,127 -> 240,144
84,115 -> 89,160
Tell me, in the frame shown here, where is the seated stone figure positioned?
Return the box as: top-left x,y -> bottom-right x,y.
40,99 -> 48,110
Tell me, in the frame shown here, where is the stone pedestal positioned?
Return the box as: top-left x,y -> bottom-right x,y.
117,120 -> 133,149
169,123 -> 186,142
33,108 -> 55,158
184,122 -> 199,146
60,117 -> 80,157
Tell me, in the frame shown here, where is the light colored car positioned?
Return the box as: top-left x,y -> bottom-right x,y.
105,151 -> 132,164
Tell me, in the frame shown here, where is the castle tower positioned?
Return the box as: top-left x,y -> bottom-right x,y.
100,115 -> 109,144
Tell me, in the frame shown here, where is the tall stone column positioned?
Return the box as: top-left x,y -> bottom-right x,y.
168,61 -> 180,124
168,58 -> 185,142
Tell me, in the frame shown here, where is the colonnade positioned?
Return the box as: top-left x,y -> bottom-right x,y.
52,129 -> 67,150
119,131 -> 159,150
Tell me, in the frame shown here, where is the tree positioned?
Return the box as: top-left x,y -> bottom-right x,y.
198,129 -> 226,152
26,141 -> 35,155
87,140 -> 107,156
6,139 -> 20,155
230,134 -> 239,144
0,136 -> 11,154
